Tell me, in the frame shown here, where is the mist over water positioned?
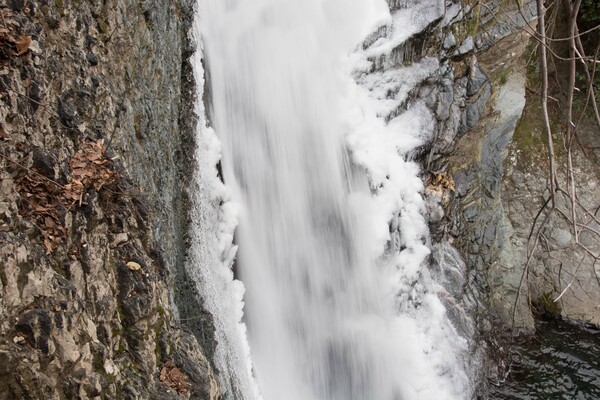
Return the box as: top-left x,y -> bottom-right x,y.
198,0 -> 471,399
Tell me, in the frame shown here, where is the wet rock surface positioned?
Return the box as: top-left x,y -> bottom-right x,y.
0,1 -> 219,399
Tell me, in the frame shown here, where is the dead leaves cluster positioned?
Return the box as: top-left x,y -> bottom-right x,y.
160,360 -> 190,396
15,139 -> 120,253
428,172 -> 456,193
16,168 -> 67,253
63,139 -> 120,206
0,8 -> 31,61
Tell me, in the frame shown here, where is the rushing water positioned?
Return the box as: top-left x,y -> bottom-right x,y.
491,318 -> 600,399
197,0 -> 471,398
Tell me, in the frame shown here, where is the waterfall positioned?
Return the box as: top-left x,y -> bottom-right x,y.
194,0 -> 473,399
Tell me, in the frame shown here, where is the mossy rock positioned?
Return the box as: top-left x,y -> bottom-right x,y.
536,291 -> 562,316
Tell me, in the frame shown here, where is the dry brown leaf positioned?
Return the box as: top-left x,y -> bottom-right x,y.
431,172 -> 456,192
159,361 -> 190,395
16,167 -> 66,253
43,238 -> 52,253
44,216 -> 55,228
15,35 -> 31,56
15,139 -> 120,253
63,139 -> 119,206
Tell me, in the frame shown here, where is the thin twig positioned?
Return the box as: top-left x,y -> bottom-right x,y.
536,0 -> 558,207
512,195 -> 554,328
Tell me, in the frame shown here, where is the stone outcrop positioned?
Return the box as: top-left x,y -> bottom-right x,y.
379,2 -> 537,347
499,72 -> 600,328
0,1 -> 218,399
418,0 -> 600,338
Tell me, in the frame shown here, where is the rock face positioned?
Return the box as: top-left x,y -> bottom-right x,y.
499,81 -> 600,328
417,0 -> 600,338
0,1 -> 218,399
385,2 -> 540,350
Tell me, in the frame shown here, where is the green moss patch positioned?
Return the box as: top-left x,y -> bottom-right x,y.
536,291 -> 562,316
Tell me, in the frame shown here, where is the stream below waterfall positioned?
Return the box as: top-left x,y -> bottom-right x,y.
491,319 -> 600,399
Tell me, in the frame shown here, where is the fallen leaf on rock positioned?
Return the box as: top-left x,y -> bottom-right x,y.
14,138 -> 120,254
43,238 -> 53,253
430,172 -> 456,192
44,216 -> 55,228
126,261 -> 141,271
160,360 -> 190,395
63,139 -> 120,206
15,167 -> 67,254
15,35 -> 31,56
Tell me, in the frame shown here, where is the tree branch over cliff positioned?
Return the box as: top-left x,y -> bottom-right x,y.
536,0 -> 558,206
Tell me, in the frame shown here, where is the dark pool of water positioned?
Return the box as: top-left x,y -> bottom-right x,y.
489,318 -> 600,399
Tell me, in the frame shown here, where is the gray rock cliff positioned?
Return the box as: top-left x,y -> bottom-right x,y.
0,1 -> 219,398
418,0 -> 600,339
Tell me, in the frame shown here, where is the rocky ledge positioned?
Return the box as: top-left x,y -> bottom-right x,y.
0,1 -> 218,399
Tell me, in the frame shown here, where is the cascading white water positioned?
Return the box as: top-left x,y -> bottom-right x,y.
196,0 -> 473,399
